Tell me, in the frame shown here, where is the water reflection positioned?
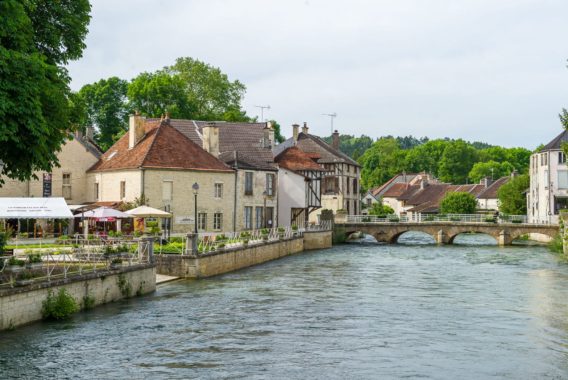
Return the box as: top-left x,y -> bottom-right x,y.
1,234 -> 568,379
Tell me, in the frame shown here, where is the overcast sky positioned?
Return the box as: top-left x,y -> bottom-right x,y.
67,0 -> 568,149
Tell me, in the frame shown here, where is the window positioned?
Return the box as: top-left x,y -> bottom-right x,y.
560,152 -> 566,164
353,178 -> 358,195
120,181 -> 126,199
62,173 -> 71,199
266,207 -> 274,228
214,183 -> 223,198
162,181 -> 173,202
244,206 -> 253,230
323,176 -> 339,194
245,172 -> 253,195
346,177 -> 350,195
266,173 -> 275,196
94,183 -> 99,201
366,198 -> 372,207
255,206 -> 264,229
558,171 -> 568,189
198,213 -> 207,230
214,213 -> 223,230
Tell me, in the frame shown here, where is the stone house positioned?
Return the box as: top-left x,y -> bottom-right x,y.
87,115 -> 236,233
0,130 -> 102,205
528,130 -> 568,224
274,146 -> 326,227
275,124 -> 361,223
153,119 -> 279,231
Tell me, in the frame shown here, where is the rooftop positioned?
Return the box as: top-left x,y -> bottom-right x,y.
274,146 -> 326,172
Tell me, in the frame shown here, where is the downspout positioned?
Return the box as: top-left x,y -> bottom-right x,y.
233,151 -> 238,232
141,168 -> 145,202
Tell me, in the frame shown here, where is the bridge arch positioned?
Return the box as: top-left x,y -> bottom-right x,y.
447,231 -> 499,245
389,230 -> 437,244
509,229 -> 557,242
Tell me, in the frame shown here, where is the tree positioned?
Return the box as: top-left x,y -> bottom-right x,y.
404,139 -> 450,177
468,161 -> 515,183
358,137 -> 407,190
368,201 -> 394,216
438,140 -> 478,183
78,77 -> 129,151
268,120 -> 285,143
560,108 -> 568,130
498,175 -> 529,215
440,192 -> 478,214
0,0 -> 91,184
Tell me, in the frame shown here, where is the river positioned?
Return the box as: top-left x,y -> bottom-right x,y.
1,233 -> 568,379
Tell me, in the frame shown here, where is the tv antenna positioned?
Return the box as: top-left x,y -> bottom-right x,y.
322,113 -> 337,135
255,105 -> 271,122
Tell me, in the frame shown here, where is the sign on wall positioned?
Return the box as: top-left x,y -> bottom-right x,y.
175,216 -> 194,225
42,173 -> 52,197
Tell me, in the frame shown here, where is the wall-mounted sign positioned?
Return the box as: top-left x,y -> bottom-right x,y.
175,216 -> 194,225
42,173 -> 52,197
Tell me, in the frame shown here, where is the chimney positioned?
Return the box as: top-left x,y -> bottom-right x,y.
292,124 -> 299,145
202,122 -> 220,157
302,122 -> 309,134
332,130 -> 340,150
511,170 -> 518,179
75,128 -> 84,141
128,112 -> 146,149
420,179 -> 429,190
263,122 -> 275,148
481,177 -> 492,188
85,126 -> 94,142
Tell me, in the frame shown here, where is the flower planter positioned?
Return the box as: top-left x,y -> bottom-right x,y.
7,265 -> 25,273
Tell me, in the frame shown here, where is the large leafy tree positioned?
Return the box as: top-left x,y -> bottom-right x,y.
368,201 -> 394,216
0,0 -> 91,184
438,140 -> 478,183
468,161 -> 515,183
404,139 -> 450,177
498,175 -> 529,215
78,77 -> 129,151
358,137 -> 407,189
440,192 -> 478,214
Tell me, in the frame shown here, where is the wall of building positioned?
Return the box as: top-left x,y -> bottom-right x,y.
87,169 -> 142,204
143,169 -> 236,233
0,137 -> 100,204
529,150 -> 567,224
0,265 -> 155,331
235,169 -> 278,230
278,169 -> 306,226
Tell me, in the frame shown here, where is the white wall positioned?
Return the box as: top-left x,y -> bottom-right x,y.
278,169 -> 306,226
529,150 -> 567,224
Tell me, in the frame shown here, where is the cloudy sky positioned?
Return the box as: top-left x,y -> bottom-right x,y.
68,0 -> 568,148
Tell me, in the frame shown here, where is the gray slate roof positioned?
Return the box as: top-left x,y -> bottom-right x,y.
541,130 -> 568,151
274,132 -> 360,166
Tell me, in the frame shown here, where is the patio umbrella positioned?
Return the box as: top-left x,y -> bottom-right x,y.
124,206 -> 172,218
75,206 -> 130,219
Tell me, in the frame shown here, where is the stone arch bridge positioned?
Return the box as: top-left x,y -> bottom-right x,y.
336,222 -> 559,246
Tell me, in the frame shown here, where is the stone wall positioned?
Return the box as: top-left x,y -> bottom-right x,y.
0,265 -> 156,331
156,231 -> 332,279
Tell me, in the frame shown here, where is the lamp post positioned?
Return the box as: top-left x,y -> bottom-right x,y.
263,190 -> 268,229
192,182 -> 199,234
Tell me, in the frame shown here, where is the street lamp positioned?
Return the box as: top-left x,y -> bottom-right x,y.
263,190 -> 268,229
192,182 -> 199,234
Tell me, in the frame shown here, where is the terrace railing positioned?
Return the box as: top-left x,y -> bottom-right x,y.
346,214 -> 535,225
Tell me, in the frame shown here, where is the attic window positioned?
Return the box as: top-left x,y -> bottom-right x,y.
107,151 -> 117,161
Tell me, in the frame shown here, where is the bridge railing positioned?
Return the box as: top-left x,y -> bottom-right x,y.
346,214 -> 533,225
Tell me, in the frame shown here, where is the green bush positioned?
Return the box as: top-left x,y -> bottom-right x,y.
424,216 -> 435,221
512,219 -> 523,224
42,289 -> 79,320
8,257 -> 25,266
450,216 -> 462,222
291,224 -> 298,231
277,227 -> 285,233
388,217 -> 400,222
440,192 -> 477,214
27,253 -> 42,263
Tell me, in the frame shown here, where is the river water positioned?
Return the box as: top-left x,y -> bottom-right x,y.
1,233 -> 568,379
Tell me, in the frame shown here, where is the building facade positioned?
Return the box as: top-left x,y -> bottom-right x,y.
528,130 -> 568,224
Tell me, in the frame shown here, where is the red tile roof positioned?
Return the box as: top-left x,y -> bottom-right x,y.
382,183 -> 410,198
88,121 -> 233,173
275,147 -> 325,172
477,177 -> 510,199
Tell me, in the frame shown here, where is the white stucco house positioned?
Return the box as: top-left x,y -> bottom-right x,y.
528,130 -> 568,224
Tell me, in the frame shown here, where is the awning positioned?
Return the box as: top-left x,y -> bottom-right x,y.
0,197 -> 73,219
75,207 -> 130,219
124,205 -> 172,218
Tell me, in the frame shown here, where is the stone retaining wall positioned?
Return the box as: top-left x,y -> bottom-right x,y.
155,230 -> 332,279
0,265 -> 156,331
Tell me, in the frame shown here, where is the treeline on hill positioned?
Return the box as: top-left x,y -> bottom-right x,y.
323,135 -> 532,191
72,57 -> 285,151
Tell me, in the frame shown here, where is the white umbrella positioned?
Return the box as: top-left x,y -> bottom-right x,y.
75,206 -> 130,219
124,205 -> 172,218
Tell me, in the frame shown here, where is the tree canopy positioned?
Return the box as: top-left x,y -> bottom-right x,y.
440,192 -> 478,214
0,0 -> 91,184
368,201 -> 395,216
497,175 -> 529,215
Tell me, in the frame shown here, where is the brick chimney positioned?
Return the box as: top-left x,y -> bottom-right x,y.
128,112 -> 146,149
202,122 -> 220,157
332,130 -> 340,150
292,124 -> 299,145
85,126 -> 94,142
263,122 -> 275,148
302,122 -> 309,134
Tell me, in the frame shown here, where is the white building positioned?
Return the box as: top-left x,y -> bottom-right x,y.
528,130 -> 568,224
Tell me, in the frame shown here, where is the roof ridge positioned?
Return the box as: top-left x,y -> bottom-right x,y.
139,122 -> 162,168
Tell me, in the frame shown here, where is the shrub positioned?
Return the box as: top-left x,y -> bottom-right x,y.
240,232 -> 251,239
362,217 -> 371,222
27,253 -> 42,263
512,219 -> 523,224
485,217 -> 496,223
425,216 -> 435,221
368,202 -> 394,216
291,224 -> 298,231
388,217 -> 400,222
8,257 -> 25,266
42,289 -> 79,320
82,294 -> 95,310
260,228 -> 269,235
108,230 -> 116,238
440,192 -> 477,214
277,227 -> 285,233
450,216 -> 462,222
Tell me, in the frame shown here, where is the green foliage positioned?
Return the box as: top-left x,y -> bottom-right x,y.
323,134 -> 374,160
77,77 -> 130,151
438,140 -> 478,184
440,192 -> 477,214
358,137 -> 407,189
368,201 -> 394,216
8,257 -> 25,266
82,294 -> 95,310
468,161 -> 515,183
27,253 -> 42,263
268,120 -> 285,143
0,0 -> 91,184
548,234 -> 563,254
497,174 -> 529,215
42,288 -> 79,320
560,108 -> 568,130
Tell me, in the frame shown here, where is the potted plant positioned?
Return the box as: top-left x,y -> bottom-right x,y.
277,227 -> 286,239
260,228 -> 269,241
7,256 -> 26,272
26,253 -> 43,269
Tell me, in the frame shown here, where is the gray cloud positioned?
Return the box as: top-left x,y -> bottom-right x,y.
68,0 -> 568,148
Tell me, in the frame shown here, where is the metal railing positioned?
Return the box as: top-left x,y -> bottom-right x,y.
0,238 -> 151,289
345,214 -> 541,225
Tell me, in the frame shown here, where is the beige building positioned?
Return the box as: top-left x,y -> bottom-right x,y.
156,119 -> 279,231
0,131 -> 102,205
87,115 -> 236,233
274,124 -> 361,223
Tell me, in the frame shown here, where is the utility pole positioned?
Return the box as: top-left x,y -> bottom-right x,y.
255,105 -> 271,122
322,113 -> 337,135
